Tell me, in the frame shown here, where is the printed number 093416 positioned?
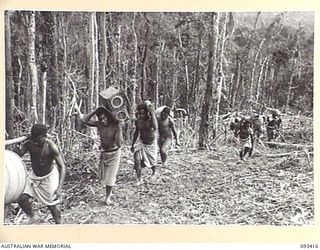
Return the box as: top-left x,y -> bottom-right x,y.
300,244 -> 319,249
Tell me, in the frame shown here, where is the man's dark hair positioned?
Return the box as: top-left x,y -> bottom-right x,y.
137,103 -> 147,112
31,124 -> 48,138
137,103 -> 150,119
96,107 -> 117,124
162,107 -> 171,114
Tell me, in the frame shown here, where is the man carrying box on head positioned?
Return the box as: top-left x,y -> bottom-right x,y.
131,101 -> 158,185
81,106 -> 123,205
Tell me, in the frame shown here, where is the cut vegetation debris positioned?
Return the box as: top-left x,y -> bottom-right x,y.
4,115 -> 313,225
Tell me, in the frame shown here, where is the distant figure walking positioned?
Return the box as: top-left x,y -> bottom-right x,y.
237,119 -> 254,161
157,107 -> 179,166
266,113 -> 282,142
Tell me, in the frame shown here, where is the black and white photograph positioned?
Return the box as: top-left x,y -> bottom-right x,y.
3,10 -> 314,227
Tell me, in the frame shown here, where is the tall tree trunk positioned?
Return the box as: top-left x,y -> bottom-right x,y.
272,65 -> 281,107
101,12 -> 107,90
117,24 -> 122,88
155,55 -> 160,108
89,12 -> 96,110
38,12 -> 51,125
215,12 -> 228,133
5,11 -> 14,137
39,63 -> 48,124
26,11 -> 39,123
59,13 -> 74,148
285,56 -> 298,112
191,26 -> 203,128
232,61 -> 241,108
123,60 -> 128,96
177,28 -> 190,111
141,45 -> 148,101
249,39 -> 265,101
255,56 -> 268,103
227,73 -> 234,103
52,13 -> 59,108
190,13 -> 203,128
16,57 -> 23,112
268,66 -> 275,106
132,12 -> 138,117
94,13 -> 99,108
49,12 -> 60,132
61,14 -> 69,147
199,12 -> 218,148
184,59 -> 190,112
260,57 -> 270,106
140,13 -> 150,101
155,39 -> 165,108
172,47 -> 178,108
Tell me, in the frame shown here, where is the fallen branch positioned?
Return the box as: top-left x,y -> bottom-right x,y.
14,208 -> 23,225
303,149 -> 312,168
208,131 -> 225,146
169,147 -> 199,153
80,212 -> 94,224
264,141 -> 313,149
265,150 -> 314,158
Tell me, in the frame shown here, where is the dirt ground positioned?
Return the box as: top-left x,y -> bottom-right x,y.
4,116 -> 314,226
4,114 -> 314,226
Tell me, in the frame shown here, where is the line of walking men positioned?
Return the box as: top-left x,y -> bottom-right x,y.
11,101 -> 282,225
229,111 -> 283,161
12,101 -> 179,225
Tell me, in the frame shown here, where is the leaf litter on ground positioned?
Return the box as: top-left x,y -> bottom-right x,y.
4,115 -> 314,225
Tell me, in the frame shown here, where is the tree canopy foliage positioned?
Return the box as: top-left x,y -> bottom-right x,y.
5,11 -> 313,147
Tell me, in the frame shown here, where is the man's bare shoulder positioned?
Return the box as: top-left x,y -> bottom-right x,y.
168,116 -> 175,124
46,138 -> 56,144
46,139 -> 59,152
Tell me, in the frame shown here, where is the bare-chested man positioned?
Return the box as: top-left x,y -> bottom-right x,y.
131,101 -> 158,184
237,118 -> 254,161
16,124 -> 66,224
82,106 -> 123,205
157,107 -> 179,166
266,114 -> 282,142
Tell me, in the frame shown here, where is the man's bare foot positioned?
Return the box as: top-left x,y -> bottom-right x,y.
136,178 -> 144,185
105,198 -> 112,205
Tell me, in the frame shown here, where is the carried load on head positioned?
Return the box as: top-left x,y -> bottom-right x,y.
155,106 -> 174,119
98,86 -> 131,122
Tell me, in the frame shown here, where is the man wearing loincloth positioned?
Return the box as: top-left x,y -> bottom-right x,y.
157,106 -> 179,167
82,107 -> 123,205
131,101 -> 158,184
266,113 -> 282,142
237,118 -> 254,161
16,124 -> 66,224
